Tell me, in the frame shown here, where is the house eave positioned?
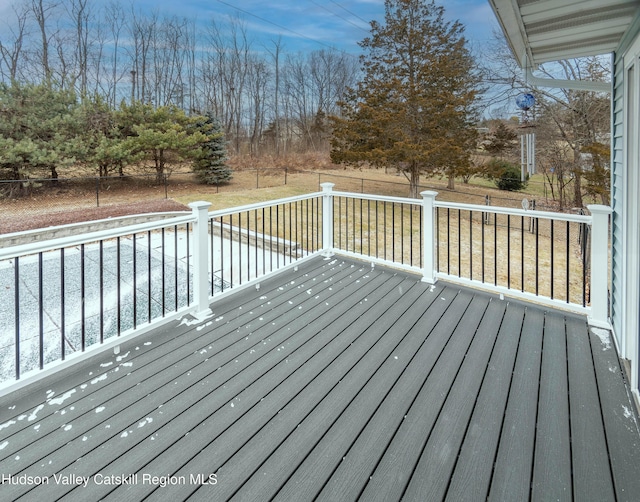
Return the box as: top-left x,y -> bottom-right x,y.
488,0 -> 640,68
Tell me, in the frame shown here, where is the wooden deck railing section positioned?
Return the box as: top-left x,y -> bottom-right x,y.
0,183 -> 611,391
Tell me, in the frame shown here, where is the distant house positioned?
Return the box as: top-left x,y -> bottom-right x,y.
488,0 -> 640,401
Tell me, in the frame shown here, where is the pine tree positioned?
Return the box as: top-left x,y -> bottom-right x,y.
330,0 -> 480,197
193,112 -> 232,185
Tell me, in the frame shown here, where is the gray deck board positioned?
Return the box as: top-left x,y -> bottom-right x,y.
566,317 -> 616,502
488,307 -> 544,502
589,325 -> 640,500
532,312 -> 572,501
46,261 -> 396,501
443,303 -> 525,502
357,292 -> 488,502
1,255 -> 639,502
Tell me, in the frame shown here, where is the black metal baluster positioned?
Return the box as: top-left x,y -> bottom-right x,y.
419,206 -> 423,269
447,208 -> 450,275
174,226 -> 178,311
262,208 -> 266,266
276,205 -> 280,269
521,216 -> 525,292
410,204 -> 413,266
436,207 -> 440,272
368,199 -> 372,257
230,213 -> 234,286
161,228 -> 166,315
458,209 -> 461,276
238,212 -> 242,285
14,257 -> 20,380
481,210 -> 485,283
566,221 -> 570,303
60,249 -> 65,360
245,211 -> 250,280
384,202 -> 387,261
255,209 -> 259,279
117,237 -> 121,334
220,217 -> 226,292
186,223 -> 190,305
337,197 -> 341,251
583,225 -> 588,307
82,243 -> 86,347
550,220 -> 554,299
147,231 -> 152,322
353,197 -> 356,252
494,213 -> 497,286
469,211 -> 473,280
507,215 -> 511,289
269,207 -> 273,272
38,252 -> 43,369
400,204 -> 404,265
292,202 -> 297,262
360,198 -> 363,255
133,234 -> 137,326
375,201 -> 379,259
535,218 -> 540,296
100,241 -> 104,342
392,203 -> 396,263
247,211 -> 251,281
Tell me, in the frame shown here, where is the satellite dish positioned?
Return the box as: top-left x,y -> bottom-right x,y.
522,198 -> 529,210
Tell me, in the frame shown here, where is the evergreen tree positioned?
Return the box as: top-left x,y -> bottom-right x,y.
483,122 -> 518,159
330,0 -> 480,197
0,83 -> 81,181
193,112 -> 232,185
118,102 -> 205,182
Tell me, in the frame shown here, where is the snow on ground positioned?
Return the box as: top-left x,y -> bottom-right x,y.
0,228 -> 292,383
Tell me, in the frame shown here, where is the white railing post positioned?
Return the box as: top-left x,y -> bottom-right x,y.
421,190 -> 438,284
321,182 -> 335,257
587,204 -> 612,327
189,201 -> 213,319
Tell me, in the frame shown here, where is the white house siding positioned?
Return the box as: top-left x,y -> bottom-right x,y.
611,51 -> 625,351
611,16 -> 640,395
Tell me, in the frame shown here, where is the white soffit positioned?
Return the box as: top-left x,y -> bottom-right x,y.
488,0 -> 640,67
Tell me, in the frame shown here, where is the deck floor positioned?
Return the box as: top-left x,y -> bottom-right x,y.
1,255 -> 639,501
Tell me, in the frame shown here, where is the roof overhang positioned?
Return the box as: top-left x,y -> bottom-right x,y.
488,0 -> 640,68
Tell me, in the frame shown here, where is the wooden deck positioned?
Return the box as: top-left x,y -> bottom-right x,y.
1,255 -> 639,501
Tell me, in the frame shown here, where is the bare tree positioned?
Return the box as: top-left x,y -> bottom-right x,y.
30,0 -> 58,85
480,33 -> 611,208
0,2 -> 29,81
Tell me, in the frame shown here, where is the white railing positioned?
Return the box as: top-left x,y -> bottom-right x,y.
0,192 -> 325,391
321,183 -> 611,327
0,183 -> 611,392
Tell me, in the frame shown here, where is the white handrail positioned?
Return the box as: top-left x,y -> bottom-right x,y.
331,189 -> 591,224
0,213 -> 195,261
208,191 -> 323,219
434,200 -> 592,224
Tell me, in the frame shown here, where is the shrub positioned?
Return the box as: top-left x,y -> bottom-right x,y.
484,159 -> 526,191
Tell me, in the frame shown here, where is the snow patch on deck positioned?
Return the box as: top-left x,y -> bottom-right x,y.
48,389 -> 76,406
590,327 -> 612,350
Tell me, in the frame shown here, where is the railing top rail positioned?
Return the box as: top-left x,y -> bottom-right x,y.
330,189 -> 593,224
0,212 -> 194,261
208,191 -> 324,219
331,190 -> 423,206
434,200 -> 593,224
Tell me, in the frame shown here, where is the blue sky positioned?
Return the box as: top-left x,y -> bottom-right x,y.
128,0 -> 499,55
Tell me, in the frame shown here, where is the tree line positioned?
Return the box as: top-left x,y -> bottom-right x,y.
0,0 -> 611,209
0,0 -> 359,156
0,82 -> 232,190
